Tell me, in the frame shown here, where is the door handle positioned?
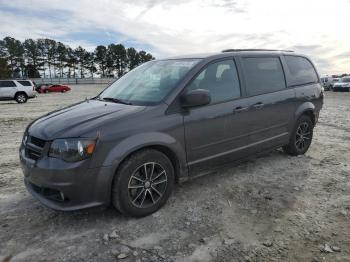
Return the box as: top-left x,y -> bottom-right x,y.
252,102 -> 264,109
233,106 -> 248,113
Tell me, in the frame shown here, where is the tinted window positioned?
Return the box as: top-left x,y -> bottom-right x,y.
0,81 -> 16,88
284,56 -> 318,86
18,80 -> 31,86
187,59 -> 241,104
242,57 -> 286,96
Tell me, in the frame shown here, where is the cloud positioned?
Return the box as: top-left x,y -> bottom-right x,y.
333,51 -> 350,60
0,0 -> 349,74
208,0 -> 246,13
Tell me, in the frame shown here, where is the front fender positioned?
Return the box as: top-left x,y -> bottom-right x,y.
102,131 -> 188,177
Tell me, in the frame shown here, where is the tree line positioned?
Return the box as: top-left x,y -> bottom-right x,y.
332,74 -> 349,78
0,36 -> 155,79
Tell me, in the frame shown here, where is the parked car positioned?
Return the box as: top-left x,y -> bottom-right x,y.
333,76 -> 350,92
37,84 -> 71,93
332,78 -> 340,84
321,76 -> 334,91
0,80 -> 36,103
20,50 -> 323,217
35,84 -> 48,93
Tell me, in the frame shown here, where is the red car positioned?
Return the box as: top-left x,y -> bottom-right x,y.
37,84 -> 71,93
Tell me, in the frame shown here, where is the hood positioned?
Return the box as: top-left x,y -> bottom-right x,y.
28,99 -> 146,140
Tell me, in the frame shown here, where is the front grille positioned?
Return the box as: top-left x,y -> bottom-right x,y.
27,148 -> 42,161
30,136 -> 46,148
25,136 -> 47,161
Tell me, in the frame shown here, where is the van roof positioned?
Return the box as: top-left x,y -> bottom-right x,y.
165,49 -> 301,60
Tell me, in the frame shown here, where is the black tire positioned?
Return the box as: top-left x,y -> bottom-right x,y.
283,115 -> 314,156
15,92 -> 28,103
112,149 -> 175,217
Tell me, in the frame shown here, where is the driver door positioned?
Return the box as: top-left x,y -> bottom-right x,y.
183,58 -> 252,175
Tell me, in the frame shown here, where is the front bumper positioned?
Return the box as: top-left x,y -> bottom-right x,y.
20,145 -> 114,211
333,86 -> 349,91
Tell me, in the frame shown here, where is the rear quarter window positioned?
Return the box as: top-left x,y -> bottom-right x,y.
0,81 -> 16,88
17,80 -> 32,86
241,57 -> 286,96
284,56 -> 319,86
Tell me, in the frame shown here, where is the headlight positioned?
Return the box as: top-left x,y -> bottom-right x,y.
49,138 -> 96,162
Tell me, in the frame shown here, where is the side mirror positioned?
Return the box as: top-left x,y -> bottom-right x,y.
181,89 -> 211,108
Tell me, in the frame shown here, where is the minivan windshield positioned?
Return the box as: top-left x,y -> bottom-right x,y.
340,77 -> 350,83
99,59 -> 201,105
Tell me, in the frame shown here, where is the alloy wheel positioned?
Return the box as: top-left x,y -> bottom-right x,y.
128,162 -> 167,208
17,95 -> 26,103
295,122 -> 311,151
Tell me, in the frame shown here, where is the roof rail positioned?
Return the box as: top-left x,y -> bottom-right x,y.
221,49 -> 294,53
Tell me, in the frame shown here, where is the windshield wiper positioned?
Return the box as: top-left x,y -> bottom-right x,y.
100,97 -> 132,105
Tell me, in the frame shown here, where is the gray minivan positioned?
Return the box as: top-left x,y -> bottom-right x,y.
20,50 -> 323,217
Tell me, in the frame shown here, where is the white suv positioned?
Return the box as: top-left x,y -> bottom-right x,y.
0,80 -> 36,103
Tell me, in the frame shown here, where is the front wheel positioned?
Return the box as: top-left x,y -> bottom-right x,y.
283,115 -> 314,156
112,149 -> 175,217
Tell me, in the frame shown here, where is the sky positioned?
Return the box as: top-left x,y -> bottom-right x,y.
0,0 -> 349,75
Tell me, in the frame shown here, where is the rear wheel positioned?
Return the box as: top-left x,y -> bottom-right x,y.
112,149 -> 175,217
283,115 -> 313,156
15,93 -> 28,103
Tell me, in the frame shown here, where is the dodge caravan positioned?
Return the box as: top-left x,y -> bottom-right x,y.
20,50 -> 323,217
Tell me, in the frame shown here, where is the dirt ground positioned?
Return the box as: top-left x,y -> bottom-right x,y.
0,85 -> 349,262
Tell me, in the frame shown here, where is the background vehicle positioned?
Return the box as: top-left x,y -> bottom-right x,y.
35,84 -> 50,93
333,76 -> 350,92
20,50 -> 323,217
331,78 -> 340,90
0,80 -> 36,103
321,76 -> 334,91
37,84 -> 71,93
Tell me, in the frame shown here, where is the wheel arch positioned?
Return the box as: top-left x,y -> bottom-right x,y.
116,145 -> 182,183
14,91 -> 28,98
295,102 -> 316,125
104,132 -> 188,185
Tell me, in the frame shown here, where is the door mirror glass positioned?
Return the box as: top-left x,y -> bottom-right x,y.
181,89 -> 211,108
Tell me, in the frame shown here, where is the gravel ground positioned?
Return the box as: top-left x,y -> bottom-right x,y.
0,85 -> 349,262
